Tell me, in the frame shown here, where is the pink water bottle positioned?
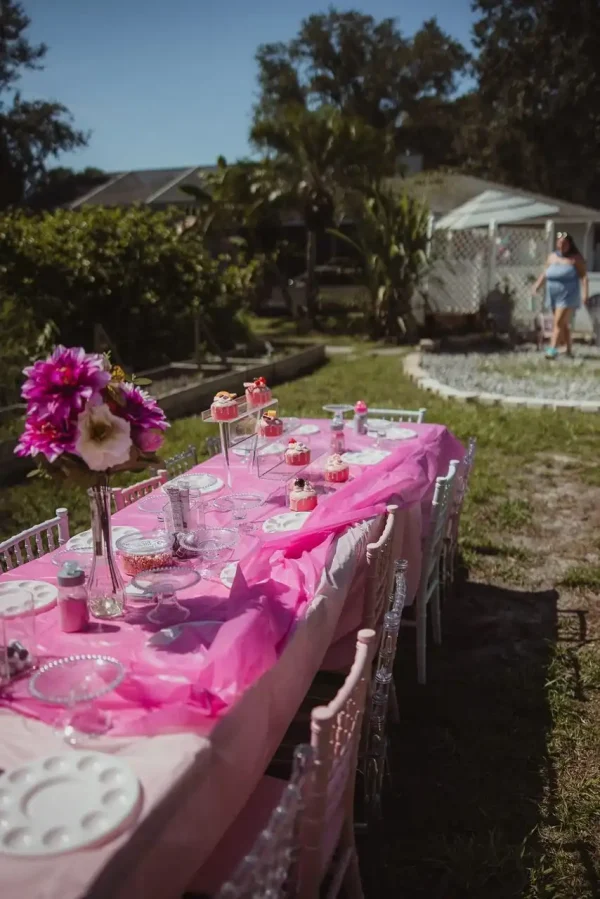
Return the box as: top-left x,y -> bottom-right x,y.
354,400 -> 368,435
57,564 -> 89,633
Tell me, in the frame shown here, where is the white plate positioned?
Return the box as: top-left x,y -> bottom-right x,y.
341,450 -> 391,466
292,424 -> 320,436
147,620 -> 222,648
0,751 -> 140,856
262,512 -> 311,533
67,526 -> 141,553
220,562 -> 238,588
383,427 -> 417,441
169,474 -> 223,494
0,580 -> 58,616
366,418 -> 391,430
232,442 -> 286,458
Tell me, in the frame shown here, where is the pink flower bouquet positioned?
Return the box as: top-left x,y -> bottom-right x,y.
15,346 -> 169,486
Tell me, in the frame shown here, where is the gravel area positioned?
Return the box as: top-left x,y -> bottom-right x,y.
422,344 -> 600,401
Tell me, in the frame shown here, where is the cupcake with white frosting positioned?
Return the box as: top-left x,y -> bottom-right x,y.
258,410 -> 283,437
324,453 -> 350,483
244,376 -> 271,408
289,477 -> 317,512
211,391 -> 238,421
284,438 -> 310,466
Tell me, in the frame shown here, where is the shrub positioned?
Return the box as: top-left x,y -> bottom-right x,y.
0,206 -> 263,371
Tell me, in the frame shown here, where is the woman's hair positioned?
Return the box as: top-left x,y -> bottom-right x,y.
556,231 -> 580,257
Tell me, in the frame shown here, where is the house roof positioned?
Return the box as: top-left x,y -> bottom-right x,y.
401,171 -> 600,224
69,165 -> 215,209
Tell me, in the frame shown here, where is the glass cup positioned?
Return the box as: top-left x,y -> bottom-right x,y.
209,492 -> 266,533
0,590 -> 37,687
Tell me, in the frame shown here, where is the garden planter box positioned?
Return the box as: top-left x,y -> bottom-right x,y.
156,345 -> 326,420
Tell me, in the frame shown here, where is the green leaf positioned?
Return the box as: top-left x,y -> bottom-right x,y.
132,377 -> 153,387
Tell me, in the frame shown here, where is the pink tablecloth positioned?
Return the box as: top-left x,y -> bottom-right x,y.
0,419 -> 461,738
0,418 -> 462,899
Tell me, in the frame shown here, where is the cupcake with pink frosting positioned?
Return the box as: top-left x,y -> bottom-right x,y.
244,376 -> 271,408
211,391 -> 238,421
324,453 -> 350,483
289,478 -> 317,512
258,410 -> 283,437
284,438 -> 311,466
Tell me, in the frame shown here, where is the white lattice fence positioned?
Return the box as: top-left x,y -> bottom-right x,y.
427,228 -> 489,314
494,226 -> 550,324
425,223 -> 550,324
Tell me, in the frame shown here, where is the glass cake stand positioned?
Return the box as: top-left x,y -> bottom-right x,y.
174,528 -> 238,578
131,565 -> 200,625
322,404 -> 354,420
29,654 -> 125,747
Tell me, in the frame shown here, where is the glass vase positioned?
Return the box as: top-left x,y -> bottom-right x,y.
87,486 -> 125,619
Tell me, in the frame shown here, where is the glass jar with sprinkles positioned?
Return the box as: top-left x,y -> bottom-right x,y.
116,533 -> 174,577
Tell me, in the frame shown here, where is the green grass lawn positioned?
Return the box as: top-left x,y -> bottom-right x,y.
2,347 -> 600,897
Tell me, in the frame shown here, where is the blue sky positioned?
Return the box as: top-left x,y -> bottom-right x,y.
19,0 -> 475,173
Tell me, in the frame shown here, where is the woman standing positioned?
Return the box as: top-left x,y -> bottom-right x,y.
532,232 -> 588,358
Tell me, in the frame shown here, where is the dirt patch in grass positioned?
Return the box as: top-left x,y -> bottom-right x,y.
362,452 -> 600,898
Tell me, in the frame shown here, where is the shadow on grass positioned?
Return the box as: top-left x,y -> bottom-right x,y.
361,577 -> 559,899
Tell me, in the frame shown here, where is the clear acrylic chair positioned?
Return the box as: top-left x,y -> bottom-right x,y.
442,437 -> 476,601
112,470 -> 168,511
164,444 -> 198,479
402,460 -> 458,685
186,631 -> 376,899
299,628 -> 376,898
215,745 -> 314,899
205,436 -> 221,458
367,407 -> 426,423
359,559 -> 407,827
0,508 -> 70,571
363,507 -> 397,631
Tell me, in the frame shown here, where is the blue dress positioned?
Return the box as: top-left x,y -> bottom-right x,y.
545,253 -> 581,310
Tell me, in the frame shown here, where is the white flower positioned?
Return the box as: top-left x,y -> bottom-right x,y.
75,403 -> 131,471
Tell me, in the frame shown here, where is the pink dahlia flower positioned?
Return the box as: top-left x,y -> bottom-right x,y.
22,346 -> 110,420
118,382 -> 168,432
15,411 -> 77,461
134,428 -> 164,454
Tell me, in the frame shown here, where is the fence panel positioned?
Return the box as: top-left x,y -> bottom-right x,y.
424,223 -> 552,326
495,225 -> 548,324
427,228 -> 489,315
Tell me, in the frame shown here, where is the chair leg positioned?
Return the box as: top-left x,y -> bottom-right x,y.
416,594 -> 427,685
431,582 -> 442,646
388,680 -> 400,724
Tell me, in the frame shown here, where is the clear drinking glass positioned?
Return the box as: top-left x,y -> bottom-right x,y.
367,419 -> 389,448
29,654 -> 125,747
0,591 -> 36,687
210,492 -> 266,532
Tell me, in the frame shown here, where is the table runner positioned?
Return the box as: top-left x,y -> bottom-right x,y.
0,419 -> 462,737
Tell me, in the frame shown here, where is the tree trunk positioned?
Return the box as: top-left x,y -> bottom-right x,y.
305,229 -> 318,325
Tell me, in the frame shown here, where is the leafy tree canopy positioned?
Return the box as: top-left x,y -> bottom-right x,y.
466,0 -> 600,205
254,7 -> 469,170
0,1 -> 87,209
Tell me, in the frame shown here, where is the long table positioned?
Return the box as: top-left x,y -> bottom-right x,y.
0,418 -> 462,898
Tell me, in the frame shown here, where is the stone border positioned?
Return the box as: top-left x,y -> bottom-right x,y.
403,352 -> 600,412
